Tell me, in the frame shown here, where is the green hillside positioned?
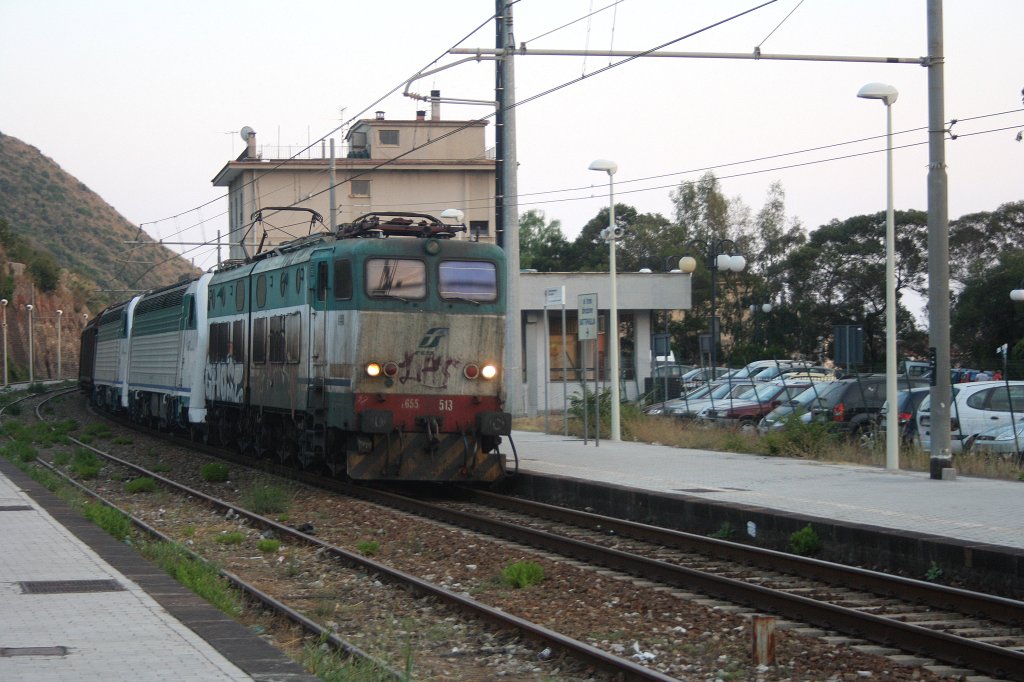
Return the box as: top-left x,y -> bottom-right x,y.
0,131 -> 199,302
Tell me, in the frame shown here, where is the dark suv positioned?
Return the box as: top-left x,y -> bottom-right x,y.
808,374 -> 927,439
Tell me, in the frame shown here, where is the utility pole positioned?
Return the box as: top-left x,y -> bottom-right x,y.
497,0 -> 523,416
926,0 -> 952,479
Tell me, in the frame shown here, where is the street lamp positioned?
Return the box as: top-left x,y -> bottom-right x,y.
749,302 -> 773,348
56,309 -> 62,380
589,158 -> 621,441
678,239 -> 746,370
25,303 -> 33,384
0,299 -> 7,386
859,81 -> 899,471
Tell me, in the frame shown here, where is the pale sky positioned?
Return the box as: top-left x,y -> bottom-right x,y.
1,1 -> 1022,272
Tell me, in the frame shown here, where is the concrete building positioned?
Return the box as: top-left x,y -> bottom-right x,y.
211,112 -> 693,415
211,106 -> 495,260
519,270 -> 692,415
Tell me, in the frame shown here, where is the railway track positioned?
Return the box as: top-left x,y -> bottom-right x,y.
19,390 -> 676,681
26,389 -> 1019,680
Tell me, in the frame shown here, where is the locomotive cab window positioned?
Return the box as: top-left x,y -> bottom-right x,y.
439,260 -> 498,302
256,274 -> 267,308
333,259 -> 353,300
316,262 -> 328,302
366,258 -> 426,300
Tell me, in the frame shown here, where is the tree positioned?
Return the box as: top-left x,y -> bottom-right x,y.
951,248 -> 1024,369
670,171 -> 729,244
518,209 -> 569,271
949,201 -> 1024,285
29,251 -> 61,293
779,210 -> 928,366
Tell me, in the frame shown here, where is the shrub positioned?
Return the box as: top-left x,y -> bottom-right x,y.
256,538 -> 280,553
200,462 -> 230,483
125,477 -> 157,493
760,418 -> 836,459
83,502 -> 133,541
215,531 -> 246,545
70,448 -> 102,479
501,560 -> 545,588
355,540 -> 380,556
789,524 -> 822,556
83,423 -> 113,439
141,542 -> 241,617
709,521 -> 736,540
241,482 -> 291,515
3,440 -> 37,462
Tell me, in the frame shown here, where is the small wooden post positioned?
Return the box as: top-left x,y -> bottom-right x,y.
751,615 -> 776,665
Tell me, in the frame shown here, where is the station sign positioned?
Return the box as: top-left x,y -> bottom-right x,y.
578,293 -> 598,340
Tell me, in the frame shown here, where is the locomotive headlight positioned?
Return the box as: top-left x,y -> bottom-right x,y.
481,364 -> 498,380
365,362 -> 382,377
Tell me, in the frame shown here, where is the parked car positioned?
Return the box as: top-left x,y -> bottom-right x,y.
679,366 -> 730,390
651,364 -> 694,378
918,380 -> 1024,453
807,374 -> 928,442
728,359 -> 807,382
665,380 -> 757,420
753,365 -> 837,383
966,421 -> 1024,461
758,382 -> 838,434
644,382 -> 714,416
698,382 -> 812,429
878,386 -> 931,447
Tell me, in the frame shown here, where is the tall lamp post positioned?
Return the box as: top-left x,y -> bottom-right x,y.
588,158 -> 621,442
25,303 -> 33,384
858,81 -> 899,471
0,299 -> 7,387
749,302 -> 773,348
678,239 -> 746,370
56,309 -> 63,380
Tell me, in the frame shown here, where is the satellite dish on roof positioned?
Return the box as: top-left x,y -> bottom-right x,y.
240,126 -> 256,141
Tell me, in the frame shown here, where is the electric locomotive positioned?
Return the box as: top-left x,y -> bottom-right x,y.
81,211 -> 511,482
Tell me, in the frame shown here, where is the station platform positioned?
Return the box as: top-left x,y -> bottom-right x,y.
510,429 -> 1024,552
0,458 -> 316,682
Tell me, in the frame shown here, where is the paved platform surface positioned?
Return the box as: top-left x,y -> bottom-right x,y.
0,458 -> 316,682
511,430 -> 1024,551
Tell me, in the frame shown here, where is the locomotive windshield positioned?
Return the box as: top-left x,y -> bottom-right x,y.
439,260 -> 498,302
366,258 -> 426,299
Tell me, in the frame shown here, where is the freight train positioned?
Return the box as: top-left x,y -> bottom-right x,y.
79,211 -> 511,482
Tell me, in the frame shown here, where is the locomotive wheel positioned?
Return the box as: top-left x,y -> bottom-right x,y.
203,417 -> 220,446
323,431 -> 346,477
278,418 -> 300,465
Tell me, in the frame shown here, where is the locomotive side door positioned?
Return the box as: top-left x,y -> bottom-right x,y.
308,258 -> 329,395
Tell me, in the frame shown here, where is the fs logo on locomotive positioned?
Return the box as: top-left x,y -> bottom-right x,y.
417,327 -> 449,351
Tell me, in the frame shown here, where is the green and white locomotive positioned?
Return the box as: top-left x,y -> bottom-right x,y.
80,212 -> 511,482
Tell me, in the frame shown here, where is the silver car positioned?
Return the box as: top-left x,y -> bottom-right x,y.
966,421 -> 1024,461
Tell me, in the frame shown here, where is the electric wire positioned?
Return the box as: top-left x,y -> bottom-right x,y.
129,2 -> 1019,280
127,112 -> 1023,280
134,0 -> 776,256
756,0 -> 806,49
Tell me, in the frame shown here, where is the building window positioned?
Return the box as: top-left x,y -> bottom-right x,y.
379,129 -> 399,146
470,221 -> 489,238
351,179 -> 370,197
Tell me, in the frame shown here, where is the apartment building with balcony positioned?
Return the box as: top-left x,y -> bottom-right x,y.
212,105 -> 495,260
